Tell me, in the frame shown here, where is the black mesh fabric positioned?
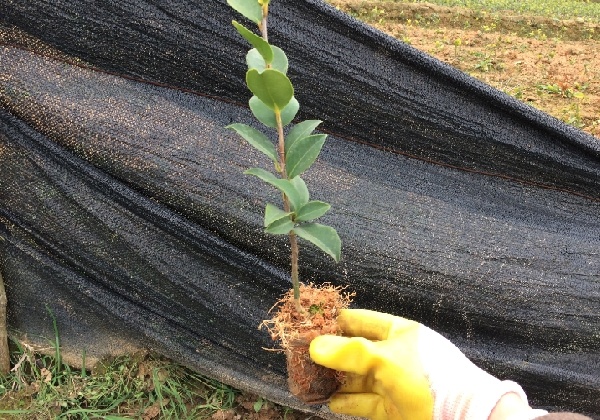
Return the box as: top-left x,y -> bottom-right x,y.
0,0 -> 599,417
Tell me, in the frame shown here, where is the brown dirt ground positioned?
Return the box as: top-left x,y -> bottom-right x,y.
328,0 -> 600,138
211,393 -> 323,420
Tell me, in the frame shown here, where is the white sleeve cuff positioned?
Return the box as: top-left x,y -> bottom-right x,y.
461,379 -> 529,420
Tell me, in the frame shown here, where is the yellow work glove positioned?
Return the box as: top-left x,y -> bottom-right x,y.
309,309 -> 544,420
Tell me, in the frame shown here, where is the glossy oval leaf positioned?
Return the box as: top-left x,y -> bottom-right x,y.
285,120 -> 322,154
265,218 -> 295,235
249,96 -> 277,128
232,21 -> 273,64
264,203 -> 295,235
295,201 -> 330,222
246,68 -> 293,111
246,49 -> 265,72
226,123 -> 277,163
280,97 -> 299,126
289,176 -> 309,209
244,168 -> 303,211
250,96 -> 299,128
286,134 -> 327,179
294,223 -> 341,262
244,167 -> 278,182
228,0 -> 262,24
247,46 -> 288,73
271,46 -> 288,73
264,203 -> 292,227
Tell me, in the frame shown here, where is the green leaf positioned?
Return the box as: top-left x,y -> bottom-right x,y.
265,218 -> 295,235
285,120 -> 322,154
232,21 -> 273,64
244,168 -> 304,211
247,46 -> 288,73
272,46 -> 289,73
280,98 -> 299,126
226,123 -> 277,162
249,96 -> 299,128
289,176 -> 309,208
264,203 -> 292,227
246,69 -> 293,111
244,167 -> 279,183
294,223 -> 341,262
246,49 -> 265,72
253,397 -> 264,412
286,134 -> 327,179
228,0 -> 263,24
295,200 -> 330,222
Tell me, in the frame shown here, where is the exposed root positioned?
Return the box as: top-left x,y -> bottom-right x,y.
260,283 -> 354,404
261,283 -> 353,350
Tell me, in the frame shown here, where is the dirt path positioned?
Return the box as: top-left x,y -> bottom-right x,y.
328,0 -> 600,138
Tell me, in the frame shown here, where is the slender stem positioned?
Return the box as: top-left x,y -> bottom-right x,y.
275,110 -> 302,313
275,111 -> 286,180
290,231 -> 301,309
261,3 -> 302,314
260,4 -> 268,41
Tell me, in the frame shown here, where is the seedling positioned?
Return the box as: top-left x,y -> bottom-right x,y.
453,37 -> 462,57
225,1 -> 351,403
225,0 -> 341,313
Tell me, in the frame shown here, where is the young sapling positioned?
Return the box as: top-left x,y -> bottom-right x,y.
225,0 -> 341,314
225,0 -> 352,403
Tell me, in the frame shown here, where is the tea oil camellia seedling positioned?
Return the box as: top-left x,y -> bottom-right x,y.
225,0 -> 352,404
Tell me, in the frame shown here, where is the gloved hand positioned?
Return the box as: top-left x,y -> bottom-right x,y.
309,309 -> 546,420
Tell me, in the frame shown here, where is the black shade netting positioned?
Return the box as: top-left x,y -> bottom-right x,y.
0,0 -> 599,417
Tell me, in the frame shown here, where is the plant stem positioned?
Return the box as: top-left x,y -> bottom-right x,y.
275,111 -> 286,179
289,231 -> 301,307
261,2 -> 302,314
260,3 -> 268,41
275,110 -> 302,313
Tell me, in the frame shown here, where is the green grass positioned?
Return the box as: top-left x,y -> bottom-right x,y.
0,307 -> 241,419
403,0 -> 600,21
0,338 -> 238,419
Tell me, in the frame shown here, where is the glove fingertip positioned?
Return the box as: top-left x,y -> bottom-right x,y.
310,336 -> 374,374
308,335 -> 342,366
329,393 -> 388,420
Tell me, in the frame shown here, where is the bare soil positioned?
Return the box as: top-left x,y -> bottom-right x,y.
211,393 -> 322,420
329,0 -> 600,138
